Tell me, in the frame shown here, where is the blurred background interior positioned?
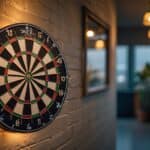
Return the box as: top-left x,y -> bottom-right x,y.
116,0 -> 150,150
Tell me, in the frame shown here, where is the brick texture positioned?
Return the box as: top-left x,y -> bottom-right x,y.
0,0 -> 116,150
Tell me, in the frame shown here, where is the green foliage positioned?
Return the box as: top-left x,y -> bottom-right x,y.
136,63 -> 150,112
137,63 -> 150,81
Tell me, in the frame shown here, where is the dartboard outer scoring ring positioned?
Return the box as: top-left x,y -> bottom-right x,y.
0,23 -> 68,132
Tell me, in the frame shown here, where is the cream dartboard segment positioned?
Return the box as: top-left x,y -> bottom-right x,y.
0,23 -> 68,132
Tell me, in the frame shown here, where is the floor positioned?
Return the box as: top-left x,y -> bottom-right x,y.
117,119 -> 150,150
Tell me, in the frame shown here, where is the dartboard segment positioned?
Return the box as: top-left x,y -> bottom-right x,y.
0,23 -> 68,132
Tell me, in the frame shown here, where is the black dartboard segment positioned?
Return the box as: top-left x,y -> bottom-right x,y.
0,23 -> 68,132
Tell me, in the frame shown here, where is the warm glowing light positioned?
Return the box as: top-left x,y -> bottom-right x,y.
148,16 -> 150,22
95,40 -> 105,49
86,30 -> 95,37
143,12 -> 150,26
0,131 -> 31,146
147,29 -> 150,39
0,128 -> 33,145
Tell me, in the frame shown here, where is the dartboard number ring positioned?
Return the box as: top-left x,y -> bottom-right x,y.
0,23 -> 68,132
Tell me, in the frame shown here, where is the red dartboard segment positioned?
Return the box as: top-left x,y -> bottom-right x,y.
16,52 -> 22,57
42,87 -> 47,94
24,100 -> 30,104
40,108 -> 47,115
4,68 -> 8,75
52,92 -> 58,101
25,36 -> 33,41
0,23 -> 68,132
26,51 -> 32,55
8,57 -> 15,64
6,83 -> 10,90
22,115 -> 32,119
56,75 -> 60,84
4,105 -> 13,114
9,37 -> 17,44
13,95 -> 19,102
36,96 -> 41,101
0,46 -> 5,54
42,44 -> 50,52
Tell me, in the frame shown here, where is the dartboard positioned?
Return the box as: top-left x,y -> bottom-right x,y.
0,23 -> 68,132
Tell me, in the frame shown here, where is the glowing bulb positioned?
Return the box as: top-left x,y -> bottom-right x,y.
86,30 -> 95,37
143,12 -> 150,26
95,40 -> 105,49
148,16 -> 150,22
147,30 -> 150,39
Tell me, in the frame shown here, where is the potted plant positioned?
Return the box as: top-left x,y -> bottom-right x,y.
134,63 -> 150,122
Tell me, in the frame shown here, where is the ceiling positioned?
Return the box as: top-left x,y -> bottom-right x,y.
116,0 -> 149,27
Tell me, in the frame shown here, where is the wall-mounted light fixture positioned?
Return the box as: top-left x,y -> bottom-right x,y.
147,29 -> 150,38
86,30 -> 95,37
95,39 -> 105,49
143,12 -> 150,26
143,1 -> 150,26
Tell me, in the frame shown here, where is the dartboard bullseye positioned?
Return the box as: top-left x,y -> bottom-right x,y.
0,23 -> 68,132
